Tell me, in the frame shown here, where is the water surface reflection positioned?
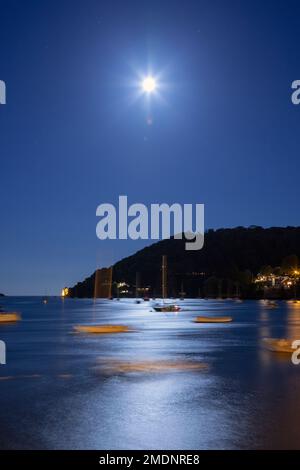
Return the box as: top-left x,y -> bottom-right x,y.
0,297 -> 300,449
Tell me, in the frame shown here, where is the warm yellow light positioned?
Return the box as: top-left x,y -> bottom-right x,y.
61,287 -> 69,297
117,282 -> 126,288
294,270 -> 299,275
142,76 -> 156,93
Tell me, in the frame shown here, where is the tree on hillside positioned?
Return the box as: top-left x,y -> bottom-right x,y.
281,255 -> 299,275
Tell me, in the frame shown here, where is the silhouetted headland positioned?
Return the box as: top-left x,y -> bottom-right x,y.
66,226 -> 300,300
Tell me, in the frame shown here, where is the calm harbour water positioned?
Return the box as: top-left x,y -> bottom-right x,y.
0,296 -> 300,450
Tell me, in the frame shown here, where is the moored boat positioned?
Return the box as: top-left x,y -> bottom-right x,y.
152,256 -> 181,312
153,304 -> 181,312
0,312 -> 21,323
193,316 -> 232,323
265,300 -> 278,308
263,338 -> 294,353
98,359 -> 207,374
74,324 -> 130,334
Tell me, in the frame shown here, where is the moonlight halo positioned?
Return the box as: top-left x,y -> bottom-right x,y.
141,76 -> 157,93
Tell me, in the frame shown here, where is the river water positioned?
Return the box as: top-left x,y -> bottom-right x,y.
0,297 -> 300,449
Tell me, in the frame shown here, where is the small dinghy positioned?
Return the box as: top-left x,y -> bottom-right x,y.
74,324 -> 131,334
193,316 -> 233,323
265,300 -> 278,309
0,312 -> 21,323
97,359 -> 207,374
153,304 -> 181,312
263,338 -> 294,353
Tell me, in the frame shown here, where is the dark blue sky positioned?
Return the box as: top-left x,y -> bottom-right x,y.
1,0 -> 300,295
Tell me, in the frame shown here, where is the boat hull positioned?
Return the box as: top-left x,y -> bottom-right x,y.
153,305 -> 181,312
194,316 -> 232,323
0,313 -> 21,323
74,324 -> 130,334
263,338 -> 294,353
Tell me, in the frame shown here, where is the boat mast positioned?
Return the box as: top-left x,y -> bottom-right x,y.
162,255 -> 167,300
135,272 -> 140,299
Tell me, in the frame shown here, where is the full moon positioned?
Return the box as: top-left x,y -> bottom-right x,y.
141,76 -> 156,93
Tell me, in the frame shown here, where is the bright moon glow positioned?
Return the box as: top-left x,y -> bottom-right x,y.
142,76 -> 156,93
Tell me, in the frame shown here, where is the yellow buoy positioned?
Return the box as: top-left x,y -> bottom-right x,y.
0,313 -> 21,323
193,316 -> 233,323
73,324 -> 131,334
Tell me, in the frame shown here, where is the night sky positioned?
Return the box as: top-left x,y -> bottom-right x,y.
1,0 -> 300,295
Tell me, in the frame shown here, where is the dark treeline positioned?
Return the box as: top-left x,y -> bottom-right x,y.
67,226 -> 300,299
